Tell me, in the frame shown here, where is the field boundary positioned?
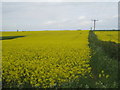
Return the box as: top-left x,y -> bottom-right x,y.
88,31 -> 118,88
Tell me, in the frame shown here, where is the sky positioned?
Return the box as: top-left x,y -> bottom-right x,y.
1,1 -> 119,31
119,1 -> 120,30
1,0 -> 119,2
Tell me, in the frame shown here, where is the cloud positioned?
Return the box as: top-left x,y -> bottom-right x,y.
61,18 -> 69,22
78,16 -> 86,20
81,21 -> 91,25
44,21 -> 56,25
113,15 -> 118,18
98,20 -> 103,23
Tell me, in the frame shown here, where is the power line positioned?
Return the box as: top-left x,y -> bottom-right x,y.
92,19 -> 98,30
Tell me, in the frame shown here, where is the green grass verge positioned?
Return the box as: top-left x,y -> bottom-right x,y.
88,31 -> 118,88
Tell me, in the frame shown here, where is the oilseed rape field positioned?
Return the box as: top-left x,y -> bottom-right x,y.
1,30 -> 119,88
2,30 -> 92,88
94,31 -> 120,43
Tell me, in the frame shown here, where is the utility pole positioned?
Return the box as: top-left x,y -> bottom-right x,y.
92,19 -> 98,30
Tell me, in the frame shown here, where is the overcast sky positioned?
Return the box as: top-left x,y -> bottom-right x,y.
1,0 -> 119,2
2,2 -> 118,31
